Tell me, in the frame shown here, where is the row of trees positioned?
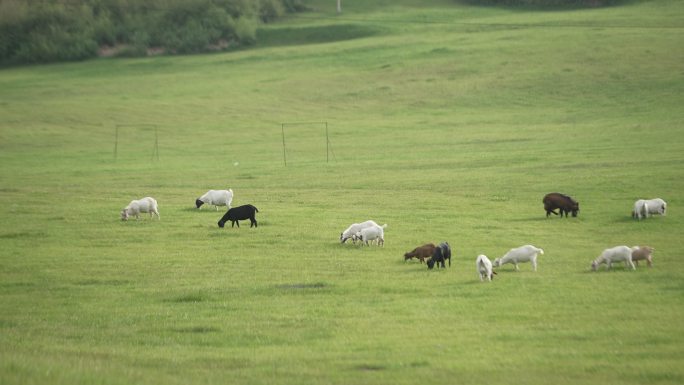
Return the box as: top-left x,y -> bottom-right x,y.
0,0 -> 307,65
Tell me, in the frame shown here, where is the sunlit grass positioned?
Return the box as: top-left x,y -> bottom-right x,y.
1,0 -> 683,384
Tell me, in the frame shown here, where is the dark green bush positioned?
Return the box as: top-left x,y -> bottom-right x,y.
259,0 -> 285,22
0,0 -> 301,65
281,0 -> 309,12
1,2 -> 98,64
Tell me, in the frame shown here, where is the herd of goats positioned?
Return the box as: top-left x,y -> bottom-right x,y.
119,189 -> 666,282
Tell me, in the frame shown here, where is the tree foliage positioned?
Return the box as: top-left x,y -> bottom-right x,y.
0,0 -> 307,65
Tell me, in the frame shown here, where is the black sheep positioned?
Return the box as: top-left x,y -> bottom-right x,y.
427,242 -> 451,269
217,204 -> 259,228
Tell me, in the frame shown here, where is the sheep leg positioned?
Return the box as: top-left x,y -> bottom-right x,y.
628,260 -> 635,270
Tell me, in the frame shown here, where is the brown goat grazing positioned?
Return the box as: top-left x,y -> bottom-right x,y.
543,192 -> 579,218
404,243 -> 436,263
631,246 -> 655,267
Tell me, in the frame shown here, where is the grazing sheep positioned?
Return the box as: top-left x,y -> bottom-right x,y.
493,245 -> 544,272
354,224 -> 387,246
427,242 -> 451,269
196,189 -> 233,211
217,204 -> 258,228
632,198 -> 667,219
340,220 -> 381,244
121,197 -> 159,221
632,200 -> 648,220
631,246 -> 655,267
476,254 -> 496,282
543,192 -> 579,218
404,243 -> 437,263
591,245 -> 635,271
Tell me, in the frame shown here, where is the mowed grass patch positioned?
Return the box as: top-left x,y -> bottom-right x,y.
1,0 -> 684,384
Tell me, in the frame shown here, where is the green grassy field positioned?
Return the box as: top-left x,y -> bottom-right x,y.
1,0 -> 684,384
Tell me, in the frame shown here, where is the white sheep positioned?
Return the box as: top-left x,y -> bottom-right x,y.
647,198 -> 667,216
591,245 -> 635,271
196,189 -> 233,211
340,220 -> 380,244
637,198 -> 667,219
353,224 -> 387,246
632,199 -> 648,220
492,245 -> 544,272
121,197 -> 159,221
476,254 -> 495,282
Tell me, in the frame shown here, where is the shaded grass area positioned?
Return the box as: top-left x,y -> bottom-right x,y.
257,24 -> 382,47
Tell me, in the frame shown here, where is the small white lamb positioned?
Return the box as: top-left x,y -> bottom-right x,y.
492,245 -> 544,272
353,224 -> 387,246
121,197 -> 159,221
340,220 -> 380,244
591,246 -> 635,271
476,254 -> 495,282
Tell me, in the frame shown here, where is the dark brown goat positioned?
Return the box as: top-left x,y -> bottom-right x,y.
543,192 -> 579,218
404,243 -> 436,264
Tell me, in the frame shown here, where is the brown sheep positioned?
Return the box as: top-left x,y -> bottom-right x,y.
404,243 -> 436,264
631,246 -> 655,267
543,192 -> 579,218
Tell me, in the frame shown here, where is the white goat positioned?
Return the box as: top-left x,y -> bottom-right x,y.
121,197 -> 159,221
492,245 -> 544,272
476,254 -> 495,282
591,245 -> 635,271
196,189 -> 233,211
632,198 -> 667,219
353,224 -> 387,246
632,200 -> 648,220
340,220 -> 380,244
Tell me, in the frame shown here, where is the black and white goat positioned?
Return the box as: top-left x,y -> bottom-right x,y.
427,242 -> 451,269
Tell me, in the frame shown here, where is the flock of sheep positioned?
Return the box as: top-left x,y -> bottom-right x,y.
339,193 -> 666,282
119,189 -> 665,282
120,189 -> 260,228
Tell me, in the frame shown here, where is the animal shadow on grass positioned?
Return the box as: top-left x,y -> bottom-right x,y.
580,266 -> 638,274
182,207 -> 204,212
170,326 -> 221,334
508,216 -> 548,222
612,215 -> 665,224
